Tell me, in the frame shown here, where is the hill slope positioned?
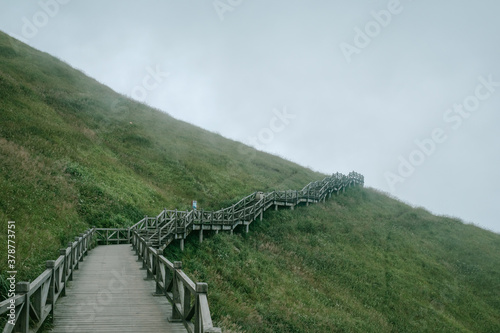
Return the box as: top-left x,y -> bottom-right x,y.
166,187 -> 500,332
0,31 -> 499,333
0,31 -> 321,288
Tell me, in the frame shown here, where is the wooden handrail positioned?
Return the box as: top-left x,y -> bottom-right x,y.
94,228 -> 130,245
132,232 -> 221,333
0,228 -> 95,333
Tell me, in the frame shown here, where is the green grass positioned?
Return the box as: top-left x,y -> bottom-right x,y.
166,187 -> 500,332
1,30 -> 499,332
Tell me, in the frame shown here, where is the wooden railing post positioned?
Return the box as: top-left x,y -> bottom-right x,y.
87,229 -> 91,249
183,284 -> 191,321
59,248 -> 68,294
67,242 -> 74,281
174,210 -> 178,233
170,261 -> 183,322
91,227 -> 96,249
15,282 -> 30,333
195,282 -> 205,333
154,251 -> 164,296
140,241 -> 147,269
135,233 -> 140,257
74,237 -> 80,268
46,260 -> 56,319
78,235 -> 82,259
137,237 -> 141,261
84,232 -> 90,255
158,217 -> 161,247
80,233 -> 86,256
194,282 -> 208,333
195,282 -> 221,333
145,242 -> 154,279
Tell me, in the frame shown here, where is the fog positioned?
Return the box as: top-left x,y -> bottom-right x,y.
1,0 -> 499,232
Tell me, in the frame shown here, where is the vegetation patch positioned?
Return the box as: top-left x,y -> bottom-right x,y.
166,187 -> 500,332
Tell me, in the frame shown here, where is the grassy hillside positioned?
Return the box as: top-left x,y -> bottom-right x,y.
1,31 -> 499,333
166,187 -> 500,332
0,31 -> 322,293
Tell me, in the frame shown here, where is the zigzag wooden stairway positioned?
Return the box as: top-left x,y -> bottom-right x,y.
0,172 -> 363,333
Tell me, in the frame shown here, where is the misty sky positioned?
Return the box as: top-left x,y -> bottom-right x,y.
1,0 -> 499,233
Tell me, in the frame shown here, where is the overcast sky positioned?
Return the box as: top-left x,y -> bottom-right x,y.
1,0 -> 499,233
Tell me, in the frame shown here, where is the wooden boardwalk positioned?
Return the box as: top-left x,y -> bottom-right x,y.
1,172 -> 362,333
50,244 -> 187,333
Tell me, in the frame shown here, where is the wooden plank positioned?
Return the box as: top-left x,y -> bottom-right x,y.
50,244 -> 187,333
